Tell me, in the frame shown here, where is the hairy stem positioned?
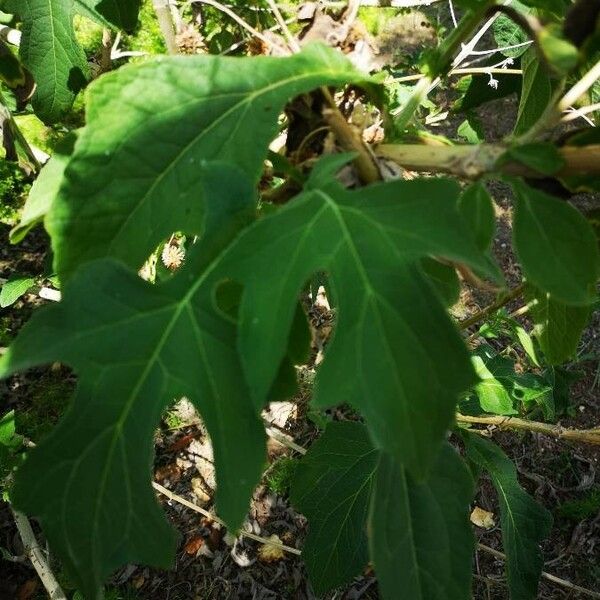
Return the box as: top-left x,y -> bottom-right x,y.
458,413 -> 600,445
376,143 -> 600,179
152,0 -> 179,54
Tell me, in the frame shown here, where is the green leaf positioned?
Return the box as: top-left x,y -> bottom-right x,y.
514,48 -> 555,135
369,444 -> 475,600
452,73 -> 522,113
517,0 -> 567,15
48,45 -> 370,280
5,0 -> 88,123
538,25 -> 579,74
493,1 -> 532,58
468,344 -> 553,416
1,164 -> 266,599
290,422 -> 378,594
0,410 -> 23,479
10,132 -> 77,244
223,174 -> 497,475
421,258 -> 460,307
457,114 -> 484,144
500,142 -> 565,175
458,182 -> 495,251
0,274 -> 36,308
511,179 -> 600,305
528,286 -> 592,364
465,434 -> 552,600
471,350 -> 518,415
74,0 -> 141,30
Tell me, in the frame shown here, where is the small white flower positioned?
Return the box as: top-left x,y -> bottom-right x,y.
488,75 -> 499,90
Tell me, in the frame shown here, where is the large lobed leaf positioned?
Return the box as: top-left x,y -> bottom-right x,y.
370,445 -> 474,600
1,163 -> 495,597
5,0 -> 89,123
1,46 -> 498,597
0,164 -> 266,599
290,421 -> 378,594
292,422 -> 475,599
48,45 -> 371,280
222,165 -> 498,475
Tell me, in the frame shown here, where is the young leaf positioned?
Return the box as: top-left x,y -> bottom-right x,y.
0,274 -> 36,308
514,48 -> 555,135
47,44 -> 370,280
290,422 -> 378,595
369,444 -> 475,600
421,258 -> 461,307
458,182 -> 495,251
222,173 -> 499,475
527,286 -> 592,364
493,1 -> 532,58
0,164 -> 266,599
10,132 -> 77,244
465,434 -> 552,600
74,0 -> 141,30
5,0 -> 88,123
511,179 -> 600,305
471,352 -> 518,415
500,142 -> 565,176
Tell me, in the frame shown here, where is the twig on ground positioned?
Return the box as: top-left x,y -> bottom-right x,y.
152,482 -> 302,555
458,413 -> 600,445
477,544 -> 600,599
11,508 -> 67,600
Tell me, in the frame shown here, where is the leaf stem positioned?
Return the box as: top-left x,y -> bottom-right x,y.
457,413 -> 600,446
458,284 -> 526,331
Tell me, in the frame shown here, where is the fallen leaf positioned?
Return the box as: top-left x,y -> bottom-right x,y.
258,534 -> 286,563
470,506 -> 496,529
184,535 -> 205,556
191,477 -> 211,506
168,433 -> 196,453
17,580 -> 38,600
153,463 -> 182,483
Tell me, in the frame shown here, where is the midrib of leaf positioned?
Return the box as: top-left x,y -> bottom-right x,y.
59,247 -> 232,555
106,69 -> 354,254
310,451 -> 377,590
317,191 -> 453,468
398,467 -> 424,600
483,456 -> 530,583
318,192 -> 415,453
519,196 -> 573,285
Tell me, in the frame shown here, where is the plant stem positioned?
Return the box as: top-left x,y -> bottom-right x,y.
458,284 -> 526,331
11,508 -> 68,600
559,59 -> 600,112
457,413 -> 600,445
263,0 -> 380,183
375,143 -> 600,179
152,0 -> 179,54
